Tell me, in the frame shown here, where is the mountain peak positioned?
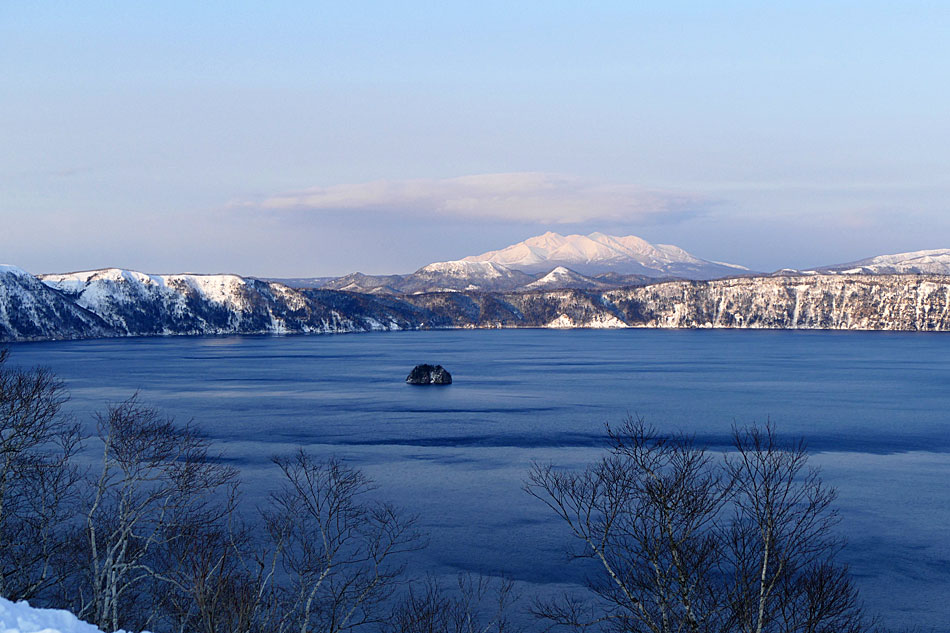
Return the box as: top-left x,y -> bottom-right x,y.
523,265 -> 610,290
0,264 -> 32,278
459,232 -> 749,279
418,260 -> 509,276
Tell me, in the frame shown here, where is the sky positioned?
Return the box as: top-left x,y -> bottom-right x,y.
2,1 -> 949,276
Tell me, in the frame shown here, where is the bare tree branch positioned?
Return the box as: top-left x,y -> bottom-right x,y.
526,417 -> 876,633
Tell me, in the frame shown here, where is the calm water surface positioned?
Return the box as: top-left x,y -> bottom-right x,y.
9,329 -> 950,628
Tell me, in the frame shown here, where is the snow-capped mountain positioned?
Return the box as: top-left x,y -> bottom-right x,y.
813,249 -> 950,275
265,232 -> 752,295
523,266 -> 613,291
402,261 -> 535,293
458,231 -> 750,278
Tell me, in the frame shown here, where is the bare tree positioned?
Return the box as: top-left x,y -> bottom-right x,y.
263,451 -> 424,633
389,576 -> 455,633
65,395 -> 238,632
0,355 -> 510,632
154,452 -> 431,633
156,516 -> 271,633
724,424 -> 865,633
387,573 -> 524,633
525,417 -> 875,633
525,417 -> 729,633
0,348 -> 83,601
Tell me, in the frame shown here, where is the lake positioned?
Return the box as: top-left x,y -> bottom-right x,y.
8,329 -> 950,629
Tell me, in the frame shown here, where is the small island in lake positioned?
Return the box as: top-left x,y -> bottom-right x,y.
406,364 -> 452,385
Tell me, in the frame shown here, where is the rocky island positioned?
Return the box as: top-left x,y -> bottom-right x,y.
406,364 -> 452,385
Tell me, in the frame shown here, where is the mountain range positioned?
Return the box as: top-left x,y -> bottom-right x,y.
269,232 -> 950,294
5,264 -> 950,342
5,232 -> 950,342
309,260 -> 651,295
270,232 -> 745,294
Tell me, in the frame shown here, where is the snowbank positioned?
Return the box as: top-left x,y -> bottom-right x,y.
0,597 -> 150,633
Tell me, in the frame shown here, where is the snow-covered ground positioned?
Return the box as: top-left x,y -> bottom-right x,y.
0,597 -> 149,633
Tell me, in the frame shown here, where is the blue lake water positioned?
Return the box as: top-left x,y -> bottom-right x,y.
8,329 -> 950,629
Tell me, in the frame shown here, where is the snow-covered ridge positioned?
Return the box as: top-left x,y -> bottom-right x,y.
814,249 -> 950,275
402,260 -> 535,293
37,269 -> 260,336
417,261 -> 511,279
0,264 -> 34,278
0,266 -> 421,341
7,263 -> 950,342
40,269 -> 250,306
0,266 -> 112,342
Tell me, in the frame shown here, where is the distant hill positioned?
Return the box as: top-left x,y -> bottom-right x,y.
260,276 -> 336,289
811,249 -> 950,275
523,266 -> 615,290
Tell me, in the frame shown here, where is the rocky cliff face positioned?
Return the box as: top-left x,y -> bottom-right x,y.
601,275 -> 950,330
406,274 -> 950,331
3,267 -> 950,342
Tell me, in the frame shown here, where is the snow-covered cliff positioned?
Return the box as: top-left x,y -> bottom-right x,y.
600,275 -> 950,330
0,266 -> 111,341
2,268 -> 425,341
3,267 -> 950,342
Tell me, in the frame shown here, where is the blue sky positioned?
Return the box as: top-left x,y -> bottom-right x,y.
2,1 -> 949,276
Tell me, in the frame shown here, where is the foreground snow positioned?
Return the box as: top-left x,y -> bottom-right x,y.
0,597 -> 149,633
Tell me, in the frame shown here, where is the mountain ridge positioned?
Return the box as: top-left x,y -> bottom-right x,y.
5,264 -> 950,342
6,238 -> 950,342
809,249 -> 950,275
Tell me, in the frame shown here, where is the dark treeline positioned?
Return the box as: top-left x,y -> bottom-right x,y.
0,349 -> 899,633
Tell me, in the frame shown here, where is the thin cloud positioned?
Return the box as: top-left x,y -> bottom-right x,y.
242,172 -> 711,224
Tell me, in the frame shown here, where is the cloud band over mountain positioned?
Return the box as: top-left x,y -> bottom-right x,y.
246,172 -> 711,224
